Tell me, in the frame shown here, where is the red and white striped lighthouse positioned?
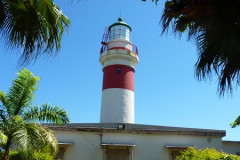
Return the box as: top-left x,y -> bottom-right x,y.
100,18 -> 139,123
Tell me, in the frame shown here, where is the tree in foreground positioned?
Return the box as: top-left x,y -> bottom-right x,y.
0,68 -> 70,160
176,147 -> 240,160
159,0 -> 240,127
0,0 -> 70,65
161,0 -> 240,95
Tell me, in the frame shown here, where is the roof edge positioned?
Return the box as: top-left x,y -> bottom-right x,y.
45,123 -> 226,137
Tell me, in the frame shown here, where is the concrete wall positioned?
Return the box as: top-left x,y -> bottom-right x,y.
222,141 -> 240,155
54,131 -> 240,160
55,131 -> 102,160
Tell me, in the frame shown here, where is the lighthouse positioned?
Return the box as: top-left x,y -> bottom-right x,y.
99,18 -> 139,123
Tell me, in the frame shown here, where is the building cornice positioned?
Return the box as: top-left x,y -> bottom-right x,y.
44,123 -> 226,137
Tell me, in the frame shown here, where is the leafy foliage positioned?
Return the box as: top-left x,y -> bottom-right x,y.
0,68 -> 70,160
161,0 -> 240,96
0,0 -> 70,65
30,151 -> 54,160
0,150 -> 54,160
160,0 -> 240,129
231,115 -> 240,128
141,0 -> 159,4
176,147 -> 240,160
0,130 -> 7,145
24,104 -> 69,125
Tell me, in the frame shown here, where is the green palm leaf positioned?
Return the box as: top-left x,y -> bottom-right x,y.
24,104 -> 70,125
0,91 -> 8,121
12,122 -> 58,155
161,0 -> 240,95
1,115 -> 24,136
0,0 -> 5,30
0,0 -> 70,65
0,91 -> 7,108
160,0 -> 240,129
0,130 -> 7,144
231,115 -> 240,128
6,68 -> 39,116
0,68 -> 69,159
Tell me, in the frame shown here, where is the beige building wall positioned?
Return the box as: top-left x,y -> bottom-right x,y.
222,141 -> 240,155
56,131 -> 102,160
54,130 -> 240,160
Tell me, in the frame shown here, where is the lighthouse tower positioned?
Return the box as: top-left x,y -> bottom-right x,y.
100,18 -> 139,123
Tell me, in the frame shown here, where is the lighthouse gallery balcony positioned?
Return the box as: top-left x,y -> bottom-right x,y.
100,39 -> 138,57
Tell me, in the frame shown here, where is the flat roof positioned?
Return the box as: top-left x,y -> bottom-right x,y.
44,123 -> 226,137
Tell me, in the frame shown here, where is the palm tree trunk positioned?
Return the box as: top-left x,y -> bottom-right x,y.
3,137 -> 12,160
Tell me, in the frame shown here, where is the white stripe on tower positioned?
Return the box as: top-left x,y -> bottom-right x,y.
101,88 -> 134,123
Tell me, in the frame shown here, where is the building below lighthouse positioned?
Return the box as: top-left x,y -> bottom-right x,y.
47,18 -> 240,160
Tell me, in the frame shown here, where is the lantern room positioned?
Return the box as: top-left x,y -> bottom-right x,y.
100,18 -> 138,56
109,17 -> 132,41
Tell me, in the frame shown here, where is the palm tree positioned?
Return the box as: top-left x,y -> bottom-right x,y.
160,0 -> 240,127
161,0 -> 240,95
0,68 -> 70,160
0,0 -> 70,65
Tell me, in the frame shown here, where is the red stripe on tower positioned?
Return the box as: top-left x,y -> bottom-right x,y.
102,65 -> 135,91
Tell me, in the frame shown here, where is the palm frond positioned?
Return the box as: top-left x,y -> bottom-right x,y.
0,129 -> 7,144
6,68 -> 39,116
0,91 -> 7,107
195,20 -> 240,95
24,104 -> 70,125
0,0 -> 70,65
1,115 -> 24,136
12,122 -> 58,155
161,0 -> 240,95
231,115 -> 240,128
0,69 -> 69,158
142,0 -> 159,4
0,91 -> 8,121
0,0 -> 6,30
35,124 -> 58,155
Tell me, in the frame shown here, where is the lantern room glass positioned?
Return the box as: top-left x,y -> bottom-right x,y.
109,25 -> 130,41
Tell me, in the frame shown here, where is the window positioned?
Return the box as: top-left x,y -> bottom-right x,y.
115,25 -> 121,30
109,25 -> 130,41
116,67 -> 121,74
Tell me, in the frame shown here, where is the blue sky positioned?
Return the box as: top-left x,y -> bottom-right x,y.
0,0 -> 240,140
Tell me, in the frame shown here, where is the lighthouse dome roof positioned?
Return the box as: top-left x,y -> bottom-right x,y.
109,17 -> 132,31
